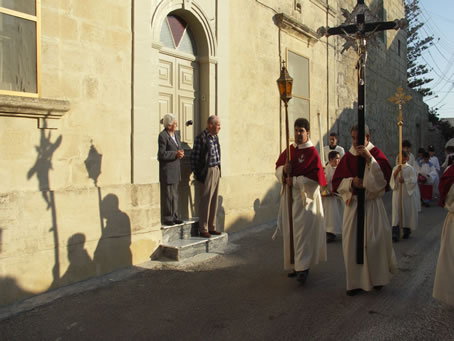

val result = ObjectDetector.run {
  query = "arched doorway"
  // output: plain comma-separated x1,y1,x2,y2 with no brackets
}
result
158,14,199,148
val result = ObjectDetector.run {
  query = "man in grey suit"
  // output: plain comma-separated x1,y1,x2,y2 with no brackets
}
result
158,113,184,225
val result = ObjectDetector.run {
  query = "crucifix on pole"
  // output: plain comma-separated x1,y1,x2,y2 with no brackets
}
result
389,87,412,236
318,0,407,264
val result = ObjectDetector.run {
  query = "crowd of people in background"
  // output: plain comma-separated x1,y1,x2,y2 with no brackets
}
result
158,114,453,307
275,118,453,306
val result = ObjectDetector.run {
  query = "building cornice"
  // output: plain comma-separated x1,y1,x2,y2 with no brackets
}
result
275,13,319,46
0,94,70,129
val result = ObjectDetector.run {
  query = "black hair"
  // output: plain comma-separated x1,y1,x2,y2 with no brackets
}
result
418,147,425,154
329,132,338,138
350,124,370,136
428,145,435,152
402,140,412,148
294,118,310,131
423,151,430,159
328,150,340,161
446,146,454,154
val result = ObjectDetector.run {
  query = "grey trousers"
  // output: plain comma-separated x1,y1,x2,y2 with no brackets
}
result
199,166,220,233
161,182,179,223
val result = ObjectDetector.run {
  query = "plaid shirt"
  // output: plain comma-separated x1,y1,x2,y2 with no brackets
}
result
207,134,220,167
191,129,221,175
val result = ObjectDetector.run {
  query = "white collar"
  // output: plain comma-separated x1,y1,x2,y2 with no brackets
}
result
349,141,375,156
292,139,313,149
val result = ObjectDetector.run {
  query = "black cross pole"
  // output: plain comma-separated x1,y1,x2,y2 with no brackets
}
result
318,0,407,264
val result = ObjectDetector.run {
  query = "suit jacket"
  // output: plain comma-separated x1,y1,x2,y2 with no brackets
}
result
158,129,182,184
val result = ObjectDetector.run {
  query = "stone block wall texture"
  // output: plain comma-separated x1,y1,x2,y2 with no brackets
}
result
0,0,164,306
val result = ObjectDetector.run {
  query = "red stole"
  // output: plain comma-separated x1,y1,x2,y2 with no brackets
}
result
276,144,327,187
439,165,454,207
332,146,392,194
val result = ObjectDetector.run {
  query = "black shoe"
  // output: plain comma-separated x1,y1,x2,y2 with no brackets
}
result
374,285,384,291
173,219,184,224
392,226,400,242
346,288,364,296
326,232,336,243
287,270,297,278
403,228,411,239
296,269,309,285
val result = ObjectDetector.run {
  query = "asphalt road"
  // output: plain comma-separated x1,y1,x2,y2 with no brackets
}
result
0,193,453,340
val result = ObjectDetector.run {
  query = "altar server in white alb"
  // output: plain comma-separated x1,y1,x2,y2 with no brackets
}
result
395,140,421,212
275,118,327,285
323,132,345,165
332,124,397,296
322,150,344,243
433,155,454,307
390,151,419,242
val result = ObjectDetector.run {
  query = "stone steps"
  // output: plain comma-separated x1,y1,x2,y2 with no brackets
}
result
157,219,228,261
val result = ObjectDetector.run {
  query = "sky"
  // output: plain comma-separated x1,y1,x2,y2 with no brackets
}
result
417,0,454,119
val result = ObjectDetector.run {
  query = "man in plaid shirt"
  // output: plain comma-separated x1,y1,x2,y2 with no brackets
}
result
191,115,221,238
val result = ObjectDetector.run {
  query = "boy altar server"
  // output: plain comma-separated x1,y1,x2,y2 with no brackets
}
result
390,151,419,241
322,151,344,243
275,118,327,285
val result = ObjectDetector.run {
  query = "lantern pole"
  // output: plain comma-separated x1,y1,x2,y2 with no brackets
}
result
277,61,294,264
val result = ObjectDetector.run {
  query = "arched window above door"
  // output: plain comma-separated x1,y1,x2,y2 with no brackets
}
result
160,15,197,56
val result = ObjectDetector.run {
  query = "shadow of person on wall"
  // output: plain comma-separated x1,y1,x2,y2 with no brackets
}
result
217,195,226,232
93,194,132,276
51,233,96,289
0,276,35,306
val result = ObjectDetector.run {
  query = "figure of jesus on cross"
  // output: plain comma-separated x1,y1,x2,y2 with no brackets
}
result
318,0,407,265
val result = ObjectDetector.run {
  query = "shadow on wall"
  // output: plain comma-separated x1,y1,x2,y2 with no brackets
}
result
0,127,62,305
93,194,132,276
0,139,134,307
26,127,63,284
83,143,133,276
177,146,197,220
51,233,95,289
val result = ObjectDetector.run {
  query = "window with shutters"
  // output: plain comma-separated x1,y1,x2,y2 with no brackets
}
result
287,50,310,139
0,0,40,97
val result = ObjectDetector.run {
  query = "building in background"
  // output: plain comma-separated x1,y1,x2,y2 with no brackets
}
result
0,0,428,306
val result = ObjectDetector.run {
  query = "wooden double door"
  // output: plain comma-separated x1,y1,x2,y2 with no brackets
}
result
158,53,199,148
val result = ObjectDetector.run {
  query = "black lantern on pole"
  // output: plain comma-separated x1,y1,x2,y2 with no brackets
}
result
276,61,293,104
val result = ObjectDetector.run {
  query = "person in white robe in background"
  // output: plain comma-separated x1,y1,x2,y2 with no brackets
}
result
323,132,345,165
395,140,421,212
416,152,438,207
390,151,419,242
322,151,344,243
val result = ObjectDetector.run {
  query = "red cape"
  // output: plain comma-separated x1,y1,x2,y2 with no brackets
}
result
276,144,327,187
332,146,392,194
439,165,454,207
